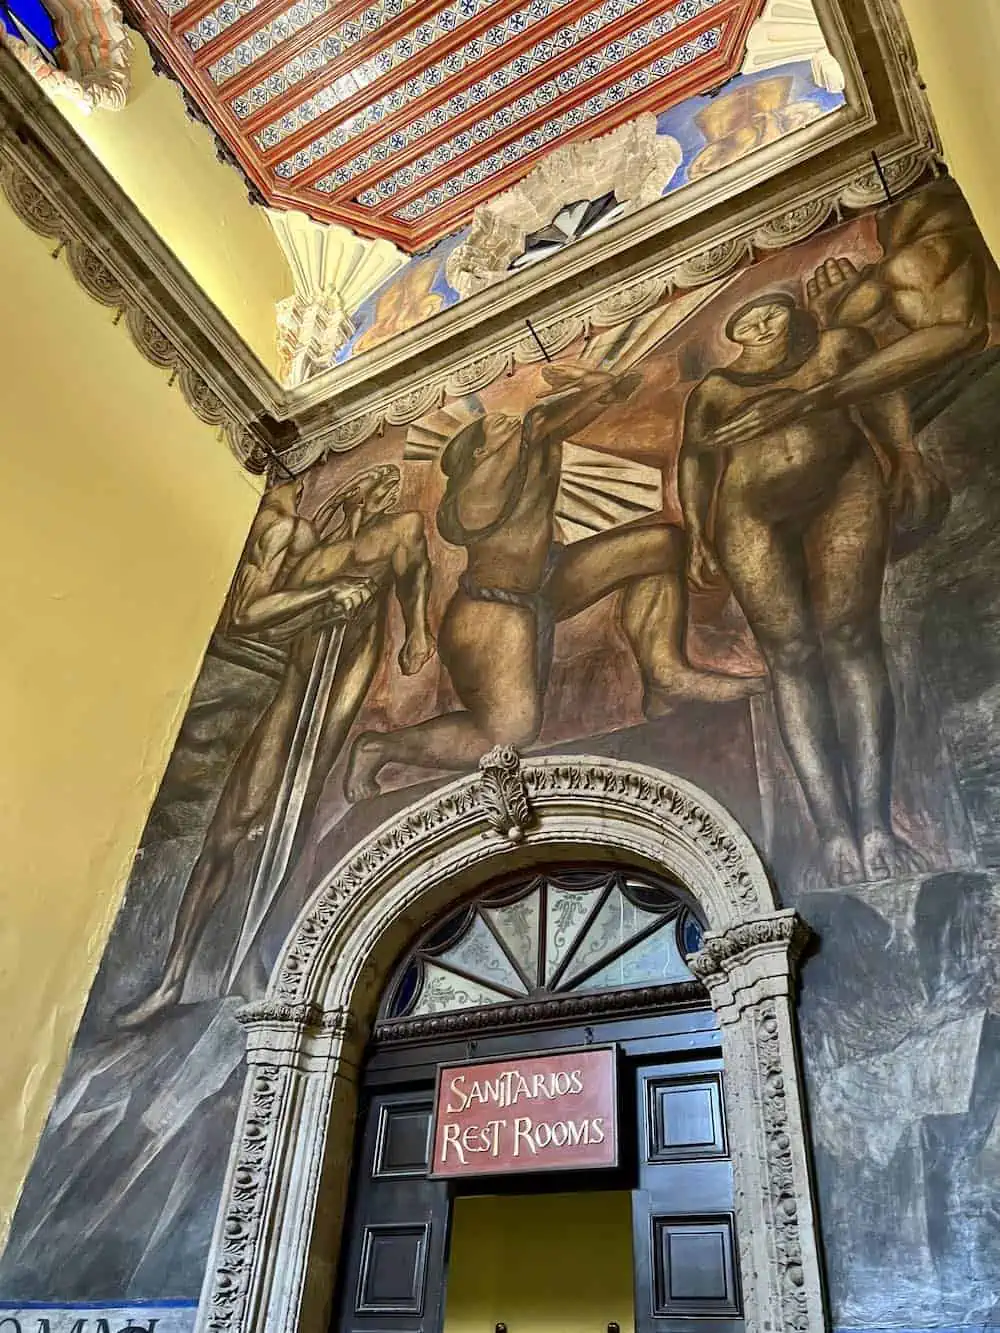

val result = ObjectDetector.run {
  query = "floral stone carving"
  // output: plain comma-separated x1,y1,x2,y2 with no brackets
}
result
445,115,683,299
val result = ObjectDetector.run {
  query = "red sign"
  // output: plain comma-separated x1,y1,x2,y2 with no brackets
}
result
430,1047,618,1178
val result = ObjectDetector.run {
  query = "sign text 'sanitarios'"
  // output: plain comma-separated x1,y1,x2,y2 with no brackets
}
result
430,1047,618,1178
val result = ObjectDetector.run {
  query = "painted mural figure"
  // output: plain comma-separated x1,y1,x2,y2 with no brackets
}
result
707,178,991,448
345,363,760,801
679,292,932,884
119,466,434,1025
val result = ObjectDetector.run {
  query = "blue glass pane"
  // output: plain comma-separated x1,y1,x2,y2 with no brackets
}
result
1,0,58,54
388,958,421,1017
682,912,704,957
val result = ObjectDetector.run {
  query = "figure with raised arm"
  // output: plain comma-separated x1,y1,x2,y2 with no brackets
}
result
345,363,760,801
706,177,992,452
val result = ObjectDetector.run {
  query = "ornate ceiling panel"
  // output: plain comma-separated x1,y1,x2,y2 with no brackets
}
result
129,0,766,249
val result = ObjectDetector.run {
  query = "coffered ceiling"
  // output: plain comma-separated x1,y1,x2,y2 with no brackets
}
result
129,0,766,250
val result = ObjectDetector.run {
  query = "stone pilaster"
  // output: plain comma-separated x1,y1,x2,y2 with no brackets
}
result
690,910,827,1333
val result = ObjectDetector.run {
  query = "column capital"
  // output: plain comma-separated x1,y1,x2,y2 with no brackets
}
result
236,999,362,1074
689,908,812,1024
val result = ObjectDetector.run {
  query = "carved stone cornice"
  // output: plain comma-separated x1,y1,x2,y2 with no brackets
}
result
373,979,708,1045
236,999,354,1034
0,46,286,474
690,909,814,1024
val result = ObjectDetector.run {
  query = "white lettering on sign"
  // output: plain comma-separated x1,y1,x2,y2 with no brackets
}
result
445,1067,585,1113
431,1048,617,1177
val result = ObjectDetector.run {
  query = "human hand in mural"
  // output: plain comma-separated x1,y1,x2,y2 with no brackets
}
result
702,387,810,450
325,576,381,619
806,256,861,328
686,529,722,591
540,362,642,404
398,626,437,676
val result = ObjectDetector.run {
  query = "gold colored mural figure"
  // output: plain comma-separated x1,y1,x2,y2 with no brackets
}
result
708,179,991,446
119,466,433,1026
345,363,760,801
680,291,933,884
354,258,445,354
686,75,825,182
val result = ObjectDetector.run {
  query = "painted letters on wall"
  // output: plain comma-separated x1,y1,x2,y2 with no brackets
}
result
4,177,1000,1331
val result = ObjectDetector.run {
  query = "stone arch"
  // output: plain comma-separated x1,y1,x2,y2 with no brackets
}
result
197,754,828,1333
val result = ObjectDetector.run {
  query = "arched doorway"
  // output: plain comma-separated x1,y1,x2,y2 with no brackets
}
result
196,754,828,1333
341,862,740,1333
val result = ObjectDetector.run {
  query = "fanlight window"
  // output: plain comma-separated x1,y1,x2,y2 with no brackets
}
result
383,867,703,1021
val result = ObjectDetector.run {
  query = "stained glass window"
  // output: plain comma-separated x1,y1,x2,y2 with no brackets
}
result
0,0,59,59
382,867,703,1021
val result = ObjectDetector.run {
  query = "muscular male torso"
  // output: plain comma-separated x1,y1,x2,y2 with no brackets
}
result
830,183,989,344
460,424,563,594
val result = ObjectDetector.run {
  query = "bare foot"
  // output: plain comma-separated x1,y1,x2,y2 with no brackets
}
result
345,732,385,803
820,831,864,885
643,667,768,718
398,632,436,677
116,979,182,1029
861,827,928,881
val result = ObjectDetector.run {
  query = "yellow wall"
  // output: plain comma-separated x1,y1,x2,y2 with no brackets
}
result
0,195,262,1246
444,1193,636,1333
898,0,1000,264
57,31,290,373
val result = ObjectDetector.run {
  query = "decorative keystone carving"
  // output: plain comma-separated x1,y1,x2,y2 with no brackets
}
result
477,746,532,843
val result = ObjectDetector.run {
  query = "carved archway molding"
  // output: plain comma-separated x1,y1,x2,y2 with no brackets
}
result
197,753,826,1333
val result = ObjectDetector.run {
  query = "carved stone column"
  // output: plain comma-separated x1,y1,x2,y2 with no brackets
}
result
689,910,827,1333
197,1002,364,1333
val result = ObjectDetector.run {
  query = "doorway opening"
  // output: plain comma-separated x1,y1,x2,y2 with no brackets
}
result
332,865,743,1333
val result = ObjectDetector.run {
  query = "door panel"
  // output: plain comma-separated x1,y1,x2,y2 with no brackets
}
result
632,1058,743,1333
336,1088,450,1333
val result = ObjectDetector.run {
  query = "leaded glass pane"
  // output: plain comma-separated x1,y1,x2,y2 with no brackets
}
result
382,866,700,1021
410,962,511,1016
481,889,540,987
559,884,665,987
570,918,691,993
545,884,596,983
436,913,527,996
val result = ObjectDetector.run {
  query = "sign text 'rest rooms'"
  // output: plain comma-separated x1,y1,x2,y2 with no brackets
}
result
430,1047,617,1178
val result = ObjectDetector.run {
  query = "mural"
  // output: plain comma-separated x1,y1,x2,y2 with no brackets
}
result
5,176,1000,1332
336,59,845,363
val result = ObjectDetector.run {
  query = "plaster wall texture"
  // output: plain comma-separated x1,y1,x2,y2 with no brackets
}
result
898,0,1000,264
0,196,261,1248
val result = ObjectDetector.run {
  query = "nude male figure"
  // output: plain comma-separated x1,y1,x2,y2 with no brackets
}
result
345,363,759,802
707,177,991,450
119,466,433,1025
679,292,933,884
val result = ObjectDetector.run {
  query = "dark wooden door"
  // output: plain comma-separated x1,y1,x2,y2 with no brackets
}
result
334,1086,450,1333
631,1056,743,1333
